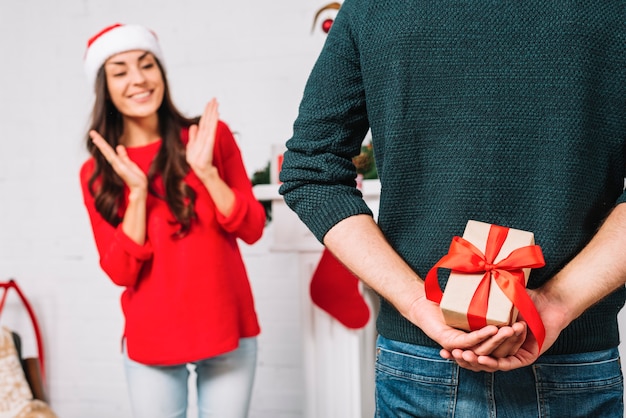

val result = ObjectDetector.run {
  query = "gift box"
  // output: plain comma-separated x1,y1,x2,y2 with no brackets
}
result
425,220,546,337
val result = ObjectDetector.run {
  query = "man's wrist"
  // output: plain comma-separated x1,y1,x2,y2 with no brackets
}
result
534,280,575,330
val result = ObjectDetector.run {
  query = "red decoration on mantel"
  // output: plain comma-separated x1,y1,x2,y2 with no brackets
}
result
310,248,370,329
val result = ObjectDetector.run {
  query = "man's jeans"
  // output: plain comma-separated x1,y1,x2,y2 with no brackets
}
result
375,335,623,417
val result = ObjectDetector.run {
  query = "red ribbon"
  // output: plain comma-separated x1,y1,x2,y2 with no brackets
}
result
425,224,546,351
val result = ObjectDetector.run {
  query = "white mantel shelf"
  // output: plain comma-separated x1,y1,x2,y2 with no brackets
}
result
253,179,382,201
253,179,381,253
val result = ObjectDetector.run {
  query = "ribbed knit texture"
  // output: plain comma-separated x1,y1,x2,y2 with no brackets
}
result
280,0,626,354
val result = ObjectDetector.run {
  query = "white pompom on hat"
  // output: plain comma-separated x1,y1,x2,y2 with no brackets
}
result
84,23,165,88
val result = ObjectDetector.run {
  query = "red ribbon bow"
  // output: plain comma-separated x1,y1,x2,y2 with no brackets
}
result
425,224,546,351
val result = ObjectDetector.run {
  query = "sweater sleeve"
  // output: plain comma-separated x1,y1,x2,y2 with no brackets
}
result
278,0,373,243
616,191,626,206
79,159,153,287
212,121,266,244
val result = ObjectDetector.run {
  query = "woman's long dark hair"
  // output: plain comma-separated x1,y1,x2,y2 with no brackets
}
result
86,59,199,237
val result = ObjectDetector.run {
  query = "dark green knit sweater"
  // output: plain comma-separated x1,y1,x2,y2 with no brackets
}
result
280,0,626,355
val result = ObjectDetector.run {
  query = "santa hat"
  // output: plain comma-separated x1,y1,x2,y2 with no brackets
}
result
84,23,164,88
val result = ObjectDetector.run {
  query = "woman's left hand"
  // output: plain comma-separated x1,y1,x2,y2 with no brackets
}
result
186,98,219,181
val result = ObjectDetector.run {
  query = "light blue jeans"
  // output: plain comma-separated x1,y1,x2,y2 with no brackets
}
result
123,337,257,418
375,335,623,417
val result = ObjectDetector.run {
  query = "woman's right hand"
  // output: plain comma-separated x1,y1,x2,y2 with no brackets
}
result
90,130,148,197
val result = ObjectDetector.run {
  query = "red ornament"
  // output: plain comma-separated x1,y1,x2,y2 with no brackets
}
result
321,18,334,33
311,3,341,35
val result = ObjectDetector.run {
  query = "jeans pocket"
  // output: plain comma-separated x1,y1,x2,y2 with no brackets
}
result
533,349,624,418
375,338,458,418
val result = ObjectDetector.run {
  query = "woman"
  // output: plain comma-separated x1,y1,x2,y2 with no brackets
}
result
79,23,266,418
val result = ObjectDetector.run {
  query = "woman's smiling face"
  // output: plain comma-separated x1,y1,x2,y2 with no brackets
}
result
104,50,165,120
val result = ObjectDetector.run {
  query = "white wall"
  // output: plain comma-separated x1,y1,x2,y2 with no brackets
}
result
0,1,333,417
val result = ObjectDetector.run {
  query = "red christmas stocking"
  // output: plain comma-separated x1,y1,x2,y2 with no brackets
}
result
310,248,370,329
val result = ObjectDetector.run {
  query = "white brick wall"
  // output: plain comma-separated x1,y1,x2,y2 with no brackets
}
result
0,1,330,416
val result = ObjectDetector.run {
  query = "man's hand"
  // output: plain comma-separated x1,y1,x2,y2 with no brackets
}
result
439,288,568,372
407,294,531,369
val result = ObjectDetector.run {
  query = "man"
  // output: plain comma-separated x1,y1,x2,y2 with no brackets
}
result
279,0,626,416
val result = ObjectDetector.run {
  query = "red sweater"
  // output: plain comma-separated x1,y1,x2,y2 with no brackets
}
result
80,122,265,365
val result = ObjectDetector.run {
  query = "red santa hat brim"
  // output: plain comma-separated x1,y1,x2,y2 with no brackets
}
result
84,23,164,88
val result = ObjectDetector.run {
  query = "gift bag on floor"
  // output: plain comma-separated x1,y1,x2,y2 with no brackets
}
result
0,280,57,418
